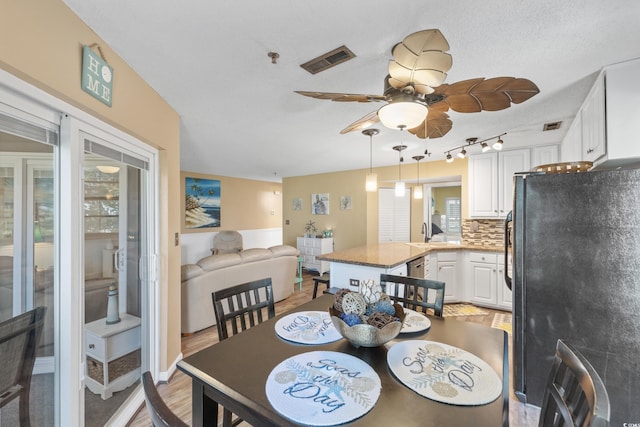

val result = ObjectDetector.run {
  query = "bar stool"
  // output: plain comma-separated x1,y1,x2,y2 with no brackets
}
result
312,275,330,299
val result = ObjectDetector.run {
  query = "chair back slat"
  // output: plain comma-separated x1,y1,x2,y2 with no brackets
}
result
212,278,275,341
379,274,445,317
538,339,610,427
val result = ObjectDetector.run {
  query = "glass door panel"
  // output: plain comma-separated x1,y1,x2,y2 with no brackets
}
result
0,122,57,426
83,144,147,426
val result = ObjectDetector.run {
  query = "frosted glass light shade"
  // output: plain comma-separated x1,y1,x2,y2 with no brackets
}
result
395,181,406,197
413,185,423,199
493,138,504,150
365,173,378,192
96,165,120,174
378,102,427,130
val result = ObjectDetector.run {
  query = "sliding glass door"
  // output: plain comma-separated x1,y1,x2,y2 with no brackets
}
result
0,110,58,425
82,135,150,426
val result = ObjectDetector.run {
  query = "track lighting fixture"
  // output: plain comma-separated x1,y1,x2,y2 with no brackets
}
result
444,133,507,162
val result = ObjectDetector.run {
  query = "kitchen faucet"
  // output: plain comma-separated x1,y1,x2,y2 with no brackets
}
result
421,222,430,243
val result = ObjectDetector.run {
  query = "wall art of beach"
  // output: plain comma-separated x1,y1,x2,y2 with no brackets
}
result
185,177,221,229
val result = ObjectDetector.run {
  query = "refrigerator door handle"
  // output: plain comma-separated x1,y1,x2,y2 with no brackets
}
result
504,210,513,290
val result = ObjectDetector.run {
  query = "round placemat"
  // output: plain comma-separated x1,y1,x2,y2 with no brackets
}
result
266,351,381,425
275,311,343,344
387,340,502,405
400,308,431,333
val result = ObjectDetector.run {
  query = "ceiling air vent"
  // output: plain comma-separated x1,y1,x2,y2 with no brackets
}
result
300,45,356,74
543,121,562,131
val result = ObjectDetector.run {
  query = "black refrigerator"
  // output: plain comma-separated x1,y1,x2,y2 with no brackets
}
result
505,168,640,426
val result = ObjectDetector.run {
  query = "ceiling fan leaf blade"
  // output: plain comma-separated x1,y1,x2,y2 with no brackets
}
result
408,110,451,139
390,29,452,87
440,78,486,96
444,94,482,113
472,77,516,92
414,51,453,74
500,78,541,104
399,29,450,55
295,91,385,103
412,69,448,89
471,92,512,111
339,111,380,134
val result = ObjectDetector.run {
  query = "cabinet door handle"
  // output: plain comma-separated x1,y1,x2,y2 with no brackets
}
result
89,344,95,349
587,148,594,154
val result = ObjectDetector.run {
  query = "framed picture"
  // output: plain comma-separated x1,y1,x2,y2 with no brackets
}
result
311,193,329,215
340,196,352,210
185,177,221,229
292,197,303,211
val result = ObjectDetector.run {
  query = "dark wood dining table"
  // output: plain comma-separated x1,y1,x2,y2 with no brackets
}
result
178,294,509,427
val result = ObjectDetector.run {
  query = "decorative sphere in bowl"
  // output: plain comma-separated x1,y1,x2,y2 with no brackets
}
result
329,304,405,348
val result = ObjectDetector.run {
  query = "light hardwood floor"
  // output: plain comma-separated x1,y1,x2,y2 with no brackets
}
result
127,272,540,427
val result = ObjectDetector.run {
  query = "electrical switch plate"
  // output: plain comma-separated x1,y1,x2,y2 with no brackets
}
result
349,278,360,288
175,232,180,246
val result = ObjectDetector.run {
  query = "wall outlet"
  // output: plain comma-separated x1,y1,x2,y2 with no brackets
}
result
349,278,360,288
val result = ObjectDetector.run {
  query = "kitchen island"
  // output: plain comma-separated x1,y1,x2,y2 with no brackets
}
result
317,241,486,289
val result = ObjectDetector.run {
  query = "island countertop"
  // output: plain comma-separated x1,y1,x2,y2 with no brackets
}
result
317,241,503,268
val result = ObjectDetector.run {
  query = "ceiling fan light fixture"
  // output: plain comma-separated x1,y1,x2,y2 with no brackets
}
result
378,101,427,130
493,138,504,150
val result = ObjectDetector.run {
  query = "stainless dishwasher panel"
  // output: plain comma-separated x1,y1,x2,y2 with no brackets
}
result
407,257,424,278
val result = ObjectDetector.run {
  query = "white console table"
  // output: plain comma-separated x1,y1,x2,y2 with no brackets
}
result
85,313,141,399
296,236,333,275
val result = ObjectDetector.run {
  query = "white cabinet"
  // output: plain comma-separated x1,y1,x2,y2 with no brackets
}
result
436,251,459,302
561,114,583,162
582,72,606,162
85,314,141,399
467,252,512,311
532,145,559,168
297,237,333,274
469,148,530,218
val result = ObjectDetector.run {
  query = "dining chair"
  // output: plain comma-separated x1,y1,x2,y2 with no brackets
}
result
0,306,46,427
379,274,446,317
212,277,275,426
142,371,188,427
538,339,610,427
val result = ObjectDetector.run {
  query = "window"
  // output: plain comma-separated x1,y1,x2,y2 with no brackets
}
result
445,197,461,233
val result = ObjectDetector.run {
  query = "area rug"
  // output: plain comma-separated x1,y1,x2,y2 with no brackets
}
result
491,313,512,335
443,304,489,317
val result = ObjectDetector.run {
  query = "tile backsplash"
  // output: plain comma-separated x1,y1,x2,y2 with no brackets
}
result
462,219,505,246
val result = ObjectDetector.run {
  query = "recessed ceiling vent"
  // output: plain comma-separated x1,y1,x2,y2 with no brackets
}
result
543,121,562,131
300,45,356,74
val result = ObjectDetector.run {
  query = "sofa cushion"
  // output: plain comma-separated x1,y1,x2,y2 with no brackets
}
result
240,248,272,263
197,253,242,271
181,264,203,281
269,245,299,257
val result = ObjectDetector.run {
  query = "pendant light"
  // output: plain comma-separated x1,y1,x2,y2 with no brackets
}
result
412,155,424,199
392,144,407,197
362,128,379,192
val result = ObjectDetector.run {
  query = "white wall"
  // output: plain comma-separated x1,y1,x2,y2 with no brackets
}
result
180,227,284,264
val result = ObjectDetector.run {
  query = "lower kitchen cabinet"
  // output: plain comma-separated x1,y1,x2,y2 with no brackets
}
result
467,251,512,311
436,251,459,302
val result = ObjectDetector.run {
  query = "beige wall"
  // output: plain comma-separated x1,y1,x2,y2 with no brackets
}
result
283,158,468,250
181,171,283,233
2,0,182,369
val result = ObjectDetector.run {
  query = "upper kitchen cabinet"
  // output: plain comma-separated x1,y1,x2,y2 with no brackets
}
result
469,148,531,218
561,57,640,168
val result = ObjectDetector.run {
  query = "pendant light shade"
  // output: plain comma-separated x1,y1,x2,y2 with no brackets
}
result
392,144,407,197
378,101,427,130
412,155,424,200
366,173,378,192
362,128,380,192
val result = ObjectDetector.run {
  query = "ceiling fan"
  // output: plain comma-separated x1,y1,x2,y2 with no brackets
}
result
295,29,540,139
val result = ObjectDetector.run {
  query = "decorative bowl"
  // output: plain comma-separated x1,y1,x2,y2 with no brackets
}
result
329,304,406,348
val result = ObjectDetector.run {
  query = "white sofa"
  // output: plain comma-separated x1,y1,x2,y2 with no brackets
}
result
180,244,299,334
